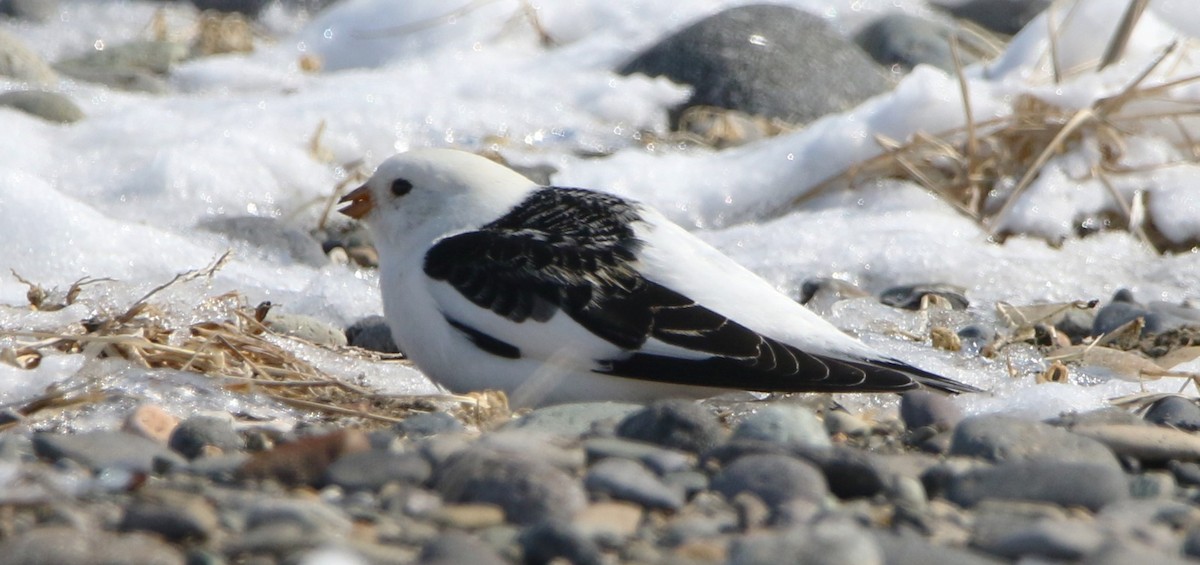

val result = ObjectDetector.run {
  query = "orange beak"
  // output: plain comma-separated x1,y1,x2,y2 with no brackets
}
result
338,185,374,219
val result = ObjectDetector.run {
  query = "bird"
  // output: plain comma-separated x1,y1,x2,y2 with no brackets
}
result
339,148,982,407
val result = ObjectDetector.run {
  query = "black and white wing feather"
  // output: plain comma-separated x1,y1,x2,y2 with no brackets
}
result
423,187,979,395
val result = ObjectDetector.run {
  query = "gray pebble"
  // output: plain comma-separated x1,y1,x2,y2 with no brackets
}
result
949,414,1119,468
435,447,586,525
1071,424,1200,463
198,216,329,268
1128,471,1176,498
880,283,969,311
1169,460,1200,487
262,311,347,347
1092,289,1160,336
503,402,642,437
1047,407,1148,428
980,519,1105,560
345,315,400,354
946,460,1129,511
712,453,827,510
395,412,465,438
0,0,58,22
119,491,220,542
872,530,1003,565
0,526,185,565
733,405,830,448
615,400,726,453
169,414,244,460
418,532,506,565
900,390,963,432
729,517,883,565
322,450,431,491
1144,396,1200,431
619,4,889,126
33,430,185,473
824,410,872,437
1084,543,1195,565
798,277,869,312
584,457,685,511
932,0,1051,35
855,13,962,72
0,91,84,123
582,437,692,475
477,431,584,472
662,469,709,498
518,521,603,565
243,497,353,535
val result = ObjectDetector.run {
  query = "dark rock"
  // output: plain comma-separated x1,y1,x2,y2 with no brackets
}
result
503,402,642,437
1169,460,1200,487
901,390,963,432
198,216,328,267
732,404,830,447
345,315,399,354
0,29,57,84
418,532,506,565
119,491,220,542
798,277,869,312
932,0,1051,35
811,446,888,499
33,430,185,473
322,450,431,491
168,414,244,459
855,14,962,73
872,530,1003,565
980,519,1105,560
711,453,827,509
435,447,586,525
615,399,726,453
880,283,969,310
582,437,692,475
946,460,1129,511
1144,396,1200,431
949,414,1119,467
0,0,58,22
584,457,685,510
395,411,465,438
728,517,883,565
190,0,272,17
518,521,603,565
619,4,890,126
0,91,84,123
1092,289,1160,337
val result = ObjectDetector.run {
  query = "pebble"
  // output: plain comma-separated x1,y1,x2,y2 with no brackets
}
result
931,0,1051,35
948,414,1119,468
798,277,870,313
582,436,692,475
475,431,584,472
729,518,884,565
0,29,58,84
1092,288,1161,337
572,501,643,542
518,521,604,565
122,404,180,443
711,453,828,510
33,430,186,473
1071,424,1200,463
1143,395,1200,431
824,410,872,437
345,315,400,354
0,526,185,565
394,411,465,438
198,216,329,268
619,4,889,126
119,490,220,542
981,519,1106,560
879,283,970,311
584,457,685,510
434,447,586,525
168,414,244,459
261,311,347,347
615,400,726,453
321,450,431,491
0,90,85,123
418,532,506,565
504,402,642,437
946,460,1129,511
855,13,965,73
873,530,1003,565
430,504,506,529
732,404,831,448
900,390,964,432
0,0,57,21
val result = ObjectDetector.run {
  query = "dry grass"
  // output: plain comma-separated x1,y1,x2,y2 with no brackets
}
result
0,254,509,430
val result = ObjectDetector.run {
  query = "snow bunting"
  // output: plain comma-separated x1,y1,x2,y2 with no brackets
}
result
340,148,981,406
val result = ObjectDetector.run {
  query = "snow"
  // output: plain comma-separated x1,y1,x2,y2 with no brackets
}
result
2,0,1200,425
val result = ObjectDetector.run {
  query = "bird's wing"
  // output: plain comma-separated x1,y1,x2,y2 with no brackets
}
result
423,187,979,394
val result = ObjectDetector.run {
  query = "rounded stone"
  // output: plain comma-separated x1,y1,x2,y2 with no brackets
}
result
855,13,961,72
711,453,828,509
168,414,245,460
345,315,400,354
517,521,604,565
322,450,432,491
395,412,465,438
119,492,220,543
615,400,726,453
900,390,964,432
33,430,186,473
619,4,889,126
435,447,586,525
418,532,506,565
1143,396,1200,431
503,402,642,438
949,414,1118,468
584,457,685,510
879,283,970,311
197,215,329,268
946,460,1129,511
932,0,1051,35
733,405,831,448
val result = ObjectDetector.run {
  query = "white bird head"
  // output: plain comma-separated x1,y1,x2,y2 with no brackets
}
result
339,148,538,249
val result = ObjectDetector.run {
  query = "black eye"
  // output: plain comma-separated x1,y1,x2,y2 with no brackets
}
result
391,179,413,197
